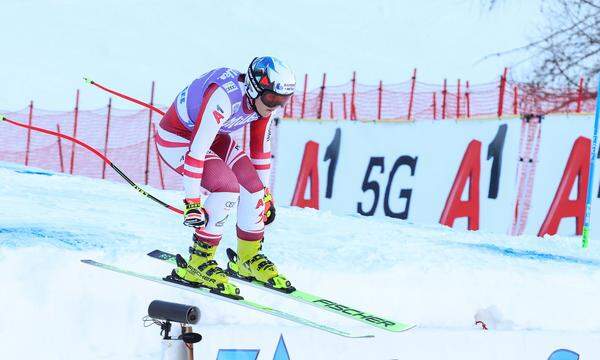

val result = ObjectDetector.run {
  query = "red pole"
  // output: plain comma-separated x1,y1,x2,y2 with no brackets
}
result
301,73,308,118
407,68,417,120
151,122,166,190
351,71,357,120
69,89,80,174
497,67,508,118
465,81,471,118
102,98,112,179
290,94,295,118
513,86,519,115
343,93,347,120
317,73,327,119
24,101,34,166
432,92,437,120
56,124,65,173
442,79,447,120
576,77,584,113
145,81,155,185
330,101,334,119
377,80,383,120
3,116,183,215
456,79,461,119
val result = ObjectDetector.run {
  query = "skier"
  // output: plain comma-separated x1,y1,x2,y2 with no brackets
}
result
155,57,295,296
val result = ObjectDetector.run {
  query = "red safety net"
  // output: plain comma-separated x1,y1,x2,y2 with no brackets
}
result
283,75,597,120
1,74,597,191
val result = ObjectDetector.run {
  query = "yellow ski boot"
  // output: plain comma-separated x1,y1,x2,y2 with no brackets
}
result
170,235,240,299
226,238,295,293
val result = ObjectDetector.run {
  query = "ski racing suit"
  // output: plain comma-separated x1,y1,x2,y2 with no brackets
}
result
156,68,272,246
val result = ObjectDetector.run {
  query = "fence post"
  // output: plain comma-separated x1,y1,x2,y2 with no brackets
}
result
102,98,112,179
56,124,65,173
432,92,437,120
497,67,508,118
330,101,334,119
377,80,383,120
317,73,327,119
343,93,347,120
576,77,584,113
513,86,519,115
69,89,80,174
407,68,417,120
456,79,461,119
145,81,156,185
442,79,447,120
465,81,471,118
351,71,357,120
25,100,34,166
301,73,308,118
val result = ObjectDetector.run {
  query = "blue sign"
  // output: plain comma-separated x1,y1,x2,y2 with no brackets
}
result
216,349,259,360
216,334,291,360
548,349,579,360
273,335,290,360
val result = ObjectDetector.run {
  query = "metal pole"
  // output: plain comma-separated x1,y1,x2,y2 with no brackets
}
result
465,81,471,118
102,98,112,179
25,101,34,166
377,80,383,120
407,68,417,120
317,73,327,119
69,89,80,174
497,67,508,118
57,124,64,173
351,71,357,120
442,79,447,120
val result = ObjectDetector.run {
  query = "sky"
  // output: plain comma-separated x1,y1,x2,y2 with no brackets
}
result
0,0,542,110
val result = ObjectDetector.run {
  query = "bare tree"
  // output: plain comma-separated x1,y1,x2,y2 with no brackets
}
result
488,0,600,87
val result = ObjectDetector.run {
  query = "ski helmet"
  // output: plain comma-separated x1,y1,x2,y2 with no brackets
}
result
245,56,296,107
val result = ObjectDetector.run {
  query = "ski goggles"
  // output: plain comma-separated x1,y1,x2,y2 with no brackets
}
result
260,91,292,108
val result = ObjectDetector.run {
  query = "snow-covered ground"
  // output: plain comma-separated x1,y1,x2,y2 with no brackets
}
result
1,161,599,359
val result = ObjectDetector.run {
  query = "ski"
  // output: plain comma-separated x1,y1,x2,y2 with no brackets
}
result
81,259,373,338
147,249,416,333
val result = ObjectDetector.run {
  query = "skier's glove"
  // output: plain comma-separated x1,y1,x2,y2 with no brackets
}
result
263,187,276,225
183,199,208,228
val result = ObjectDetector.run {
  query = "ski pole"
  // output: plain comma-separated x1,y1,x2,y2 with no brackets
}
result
83,77,166,116
0,115,183,215
583,77,600,248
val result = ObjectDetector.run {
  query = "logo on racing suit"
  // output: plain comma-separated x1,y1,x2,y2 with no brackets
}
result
232,102,241,114
219,69,238,80
213,110,224,124
220,113,260,132
223,81,237,94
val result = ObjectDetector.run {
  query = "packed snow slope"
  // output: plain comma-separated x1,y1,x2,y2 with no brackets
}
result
1,161,599,359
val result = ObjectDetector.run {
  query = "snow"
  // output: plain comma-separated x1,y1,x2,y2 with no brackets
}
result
1,161,599,359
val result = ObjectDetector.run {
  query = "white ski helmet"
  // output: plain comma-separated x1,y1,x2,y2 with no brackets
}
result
245,56,296,107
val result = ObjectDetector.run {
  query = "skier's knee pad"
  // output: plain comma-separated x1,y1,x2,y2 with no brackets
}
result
201,157,240,194
232,156,264,193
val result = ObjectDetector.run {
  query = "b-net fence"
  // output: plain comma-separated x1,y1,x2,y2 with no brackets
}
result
1,73,597,191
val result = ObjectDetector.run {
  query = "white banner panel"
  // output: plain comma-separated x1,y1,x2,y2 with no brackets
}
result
273,114,600,239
